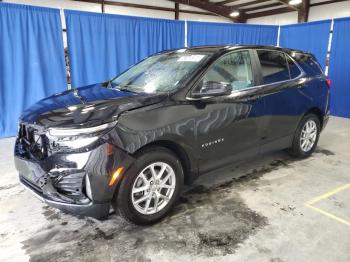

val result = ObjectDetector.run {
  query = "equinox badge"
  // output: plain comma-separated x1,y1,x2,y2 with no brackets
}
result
202,138,225,148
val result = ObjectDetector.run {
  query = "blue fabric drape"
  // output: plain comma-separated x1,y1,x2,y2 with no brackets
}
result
328,17,350,118
187,21,278,47
65,10,185,88
0,3,67,138
280,20,331,69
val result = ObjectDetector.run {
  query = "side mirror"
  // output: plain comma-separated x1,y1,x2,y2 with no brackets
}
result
192,81,232,99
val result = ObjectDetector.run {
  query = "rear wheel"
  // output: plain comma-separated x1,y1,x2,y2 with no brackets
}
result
288,114,321,158
113,147,183,225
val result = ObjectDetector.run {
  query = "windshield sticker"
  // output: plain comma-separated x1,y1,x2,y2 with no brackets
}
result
178,55,205,62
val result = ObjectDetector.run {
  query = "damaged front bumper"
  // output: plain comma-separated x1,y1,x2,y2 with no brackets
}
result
14,139,134,219
19,172,110,218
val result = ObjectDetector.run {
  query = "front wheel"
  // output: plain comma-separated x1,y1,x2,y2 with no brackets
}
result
112,146,184,225
288,114,321,158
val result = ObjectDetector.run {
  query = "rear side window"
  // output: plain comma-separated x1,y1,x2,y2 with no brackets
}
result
296,55,323,76
286,56,302,79
257,50,290,84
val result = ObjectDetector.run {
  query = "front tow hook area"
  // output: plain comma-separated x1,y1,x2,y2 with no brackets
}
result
20,175,110,219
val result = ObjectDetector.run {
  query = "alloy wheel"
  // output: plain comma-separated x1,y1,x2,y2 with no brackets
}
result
300,119,318,152
131,162,176,215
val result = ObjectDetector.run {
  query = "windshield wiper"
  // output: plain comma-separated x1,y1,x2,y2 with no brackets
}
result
115,85,138,93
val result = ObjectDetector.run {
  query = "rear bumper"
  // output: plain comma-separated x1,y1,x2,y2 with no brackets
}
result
14,141,135,219
322,111,330,131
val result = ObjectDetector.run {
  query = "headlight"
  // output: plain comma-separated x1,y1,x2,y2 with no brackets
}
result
46,122,117,149
47,122,116,138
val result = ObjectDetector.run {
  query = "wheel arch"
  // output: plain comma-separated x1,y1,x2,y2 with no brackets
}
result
132,140,198,185
304,107,324,129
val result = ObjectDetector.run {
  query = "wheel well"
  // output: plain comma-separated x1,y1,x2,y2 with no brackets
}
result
133,141,195,185
305,107,324,128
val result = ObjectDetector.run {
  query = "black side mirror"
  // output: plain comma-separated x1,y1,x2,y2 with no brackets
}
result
192,81,232,98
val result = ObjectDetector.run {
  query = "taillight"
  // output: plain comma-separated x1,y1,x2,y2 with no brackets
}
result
326,79,331,89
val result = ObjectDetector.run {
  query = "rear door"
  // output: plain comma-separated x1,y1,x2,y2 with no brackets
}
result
253,49,306,152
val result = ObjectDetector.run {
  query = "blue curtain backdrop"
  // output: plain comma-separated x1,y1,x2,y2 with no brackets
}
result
187,21,278,47
65,10,185,88
328,17,350,118
280,20,331,69
0,3,67,138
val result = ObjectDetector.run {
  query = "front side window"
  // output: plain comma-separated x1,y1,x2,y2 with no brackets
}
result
111,51,211,93
201,51,254,91
257,50,290,84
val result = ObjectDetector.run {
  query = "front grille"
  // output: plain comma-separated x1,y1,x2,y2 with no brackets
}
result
18,123,48,160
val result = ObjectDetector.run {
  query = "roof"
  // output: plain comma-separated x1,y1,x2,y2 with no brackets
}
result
184,45,312,56
156,45,314,60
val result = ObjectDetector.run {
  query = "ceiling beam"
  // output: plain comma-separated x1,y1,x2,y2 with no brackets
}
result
246,7,294,19
276,0,299,11
101,0,105,13
166,0,246,22
298,0,310,22
231,0,273,9
71,0,218,17
175,2,179,20
310,0,349,7
243,3,284,13
215,0,240,5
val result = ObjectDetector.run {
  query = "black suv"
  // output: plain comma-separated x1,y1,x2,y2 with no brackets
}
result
15,45,330,225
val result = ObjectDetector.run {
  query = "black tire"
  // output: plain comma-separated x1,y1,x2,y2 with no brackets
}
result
112,146,184,225
288,113,321,158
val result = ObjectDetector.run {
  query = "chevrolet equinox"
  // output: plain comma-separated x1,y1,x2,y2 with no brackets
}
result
15,46,330,225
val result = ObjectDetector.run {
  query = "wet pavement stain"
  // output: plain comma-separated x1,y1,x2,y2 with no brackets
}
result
93,227,114,240
22,178,268,261
314,148,336,156
21,147,335,261
42,206,61,221
0,183,18,191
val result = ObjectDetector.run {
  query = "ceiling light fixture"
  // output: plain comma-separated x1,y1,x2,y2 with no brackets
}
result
230,10,240,17
289,0,302,5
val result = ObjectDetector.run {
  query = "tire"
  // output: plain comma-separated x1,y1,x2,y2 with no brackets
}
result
112,146,184,225
288,113,321,158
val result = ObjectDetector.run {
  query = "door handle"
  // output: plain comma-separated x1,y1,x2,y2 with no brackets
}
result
247,95,261,101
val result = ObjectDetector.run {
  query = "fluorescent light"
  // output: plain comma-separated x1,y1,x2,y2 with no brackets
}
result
230,10,240,17
289,0,302,5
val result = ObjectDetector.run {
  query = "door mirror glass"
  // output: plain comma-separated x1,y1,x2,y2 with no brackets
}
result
192,81,232,98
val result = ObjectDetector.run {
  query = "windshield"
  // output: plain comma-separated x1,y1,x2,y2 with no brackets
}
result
111,50,211,93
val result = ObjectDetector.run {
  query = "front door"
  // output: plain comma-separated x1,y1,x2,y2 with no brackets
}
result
189,50,265,173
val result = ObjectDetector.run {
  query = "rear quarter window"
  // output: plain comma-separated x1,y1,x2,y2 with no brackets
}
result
286,56,302,79
294,54,323,76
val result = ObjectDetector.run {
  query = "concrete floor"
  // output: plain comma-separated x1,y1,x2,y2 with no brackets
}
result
0,117,350,262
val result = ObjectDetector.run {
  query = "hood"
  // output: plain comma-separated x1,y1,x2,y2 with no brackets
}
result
20,83,167,128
